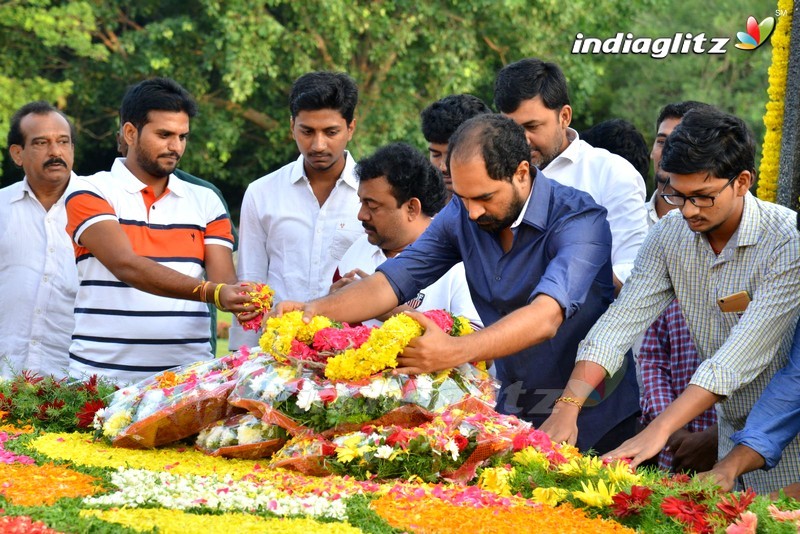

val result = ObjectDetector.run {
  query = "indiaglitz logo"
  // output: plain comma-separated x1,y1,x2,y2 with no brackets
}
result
572,13,777,58
735,15,775,50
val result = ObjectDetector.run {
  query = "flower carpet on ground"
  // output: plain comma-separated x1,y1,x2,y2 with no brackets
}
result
2,311,799,532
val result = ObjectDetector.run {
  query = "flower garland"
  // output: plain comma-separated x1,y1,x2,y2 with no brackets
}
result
239,282,275,331
756,0,793,201
259,310,475,381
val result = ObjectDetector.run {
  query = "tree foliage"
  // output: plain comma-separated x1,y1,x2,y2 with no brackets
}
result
0,0,776,215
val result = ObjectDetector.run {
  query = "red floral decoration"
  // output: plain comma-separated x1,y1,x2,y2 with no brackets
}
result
611,485,654,517
716,488,756,522
35,400,65,421
76,399,106,429
661,495,711,533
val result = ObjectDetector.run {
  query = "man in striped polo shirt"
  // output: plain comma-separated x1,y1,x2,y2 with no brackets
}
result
66,78,253,385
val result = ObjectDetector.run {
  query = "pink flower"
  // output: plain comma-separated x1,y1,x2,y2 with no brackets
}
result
726,511,758,534
422,309,454,333
768,504,800,522
312,326,371,352
289,339,320,361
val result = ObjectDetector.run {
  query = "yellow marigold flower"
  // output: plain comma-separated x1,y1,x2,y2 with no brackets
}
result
512,447,551,470
297,315,333,343
477,467,514,496
571,479,617,508
531,486,569,506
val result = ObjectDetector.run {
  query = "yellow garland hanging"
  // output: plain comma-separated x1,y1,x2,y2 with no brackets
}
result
757,0,793,201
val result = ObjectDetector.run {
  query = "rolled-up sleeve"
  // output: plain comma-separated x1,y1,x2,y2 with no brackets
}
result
576,222,676,375
533,207,611,319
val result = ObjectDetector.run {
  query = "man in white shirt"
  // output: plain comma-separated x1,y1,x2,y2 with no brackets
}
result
495,58,648,293
230,72,363,348
0,101,78,378
332,142,481,328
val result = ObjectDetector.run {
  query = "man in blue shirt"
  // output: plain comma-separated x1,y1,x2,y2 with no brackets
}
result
705,321,800,495
274,115,640,452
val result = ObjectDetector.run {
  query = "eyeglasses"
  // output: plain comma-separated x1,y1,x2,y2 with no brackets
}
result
661,174,738,208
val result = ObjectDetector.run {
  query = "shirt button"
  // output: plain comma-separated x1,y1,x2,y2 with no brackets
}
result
43,275,49,283
35,308,42,314
49,247,55,253
31,340,38,346
495,276,501,281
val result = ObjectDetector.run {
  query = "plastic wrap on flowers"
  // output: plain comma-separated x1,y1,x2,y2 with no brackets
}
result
195,413,287,459
93,351,259,449
228,357,407,436
400,364,498,412
269,435,334,476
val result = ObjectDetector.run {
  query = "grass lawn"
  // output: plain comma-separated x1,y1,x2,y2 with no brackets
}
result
216,310,232,357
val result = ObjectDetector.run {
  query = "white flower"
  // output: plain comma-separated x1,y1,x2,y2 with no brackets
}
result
445,438,460,461
135,389,166,420
295,381,321,411
374,445,395,459
360,377,392,399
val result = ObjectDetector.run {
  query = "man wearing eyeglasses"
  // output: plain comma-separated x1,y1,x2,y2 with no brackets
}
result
541,107,800,494
636,101,718,474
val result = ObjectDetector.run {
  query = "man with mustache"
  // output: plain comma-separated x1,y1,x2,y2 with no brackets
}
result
331,142,480,328
549,107,800,494
494,58,648,294
65,78,252,384
274,115,640,453
229,71,362,349
1,101,78,378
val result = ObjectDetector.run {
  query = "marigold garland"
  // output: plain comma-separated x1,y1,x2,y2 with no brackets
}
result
0,462,101,505
757,0,793,201
80,509,361,534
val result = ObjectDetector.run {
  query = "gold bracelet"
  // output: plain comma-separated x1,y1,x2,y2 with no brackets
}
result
555,396,583,411
213,283,226,310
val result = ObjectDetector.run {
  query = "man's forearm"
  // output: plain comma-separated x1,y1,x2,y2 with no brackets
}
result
464,294,564,362
712,444,766,480
309,272,400,323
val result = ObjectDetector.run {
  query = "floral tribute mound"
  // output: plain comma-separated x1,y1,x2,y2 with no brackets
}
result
1,312,799,532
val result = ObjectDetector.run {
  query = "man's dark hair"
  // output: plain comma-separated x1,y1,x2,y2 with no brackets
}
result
420,94,492,144
661,107,755,179
119,77,198,132
581,119,650,179
8,101,76,148
356,142,446,217
447,114,531,182
289,71,359,123
494,58,569,114
655,100,714,131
